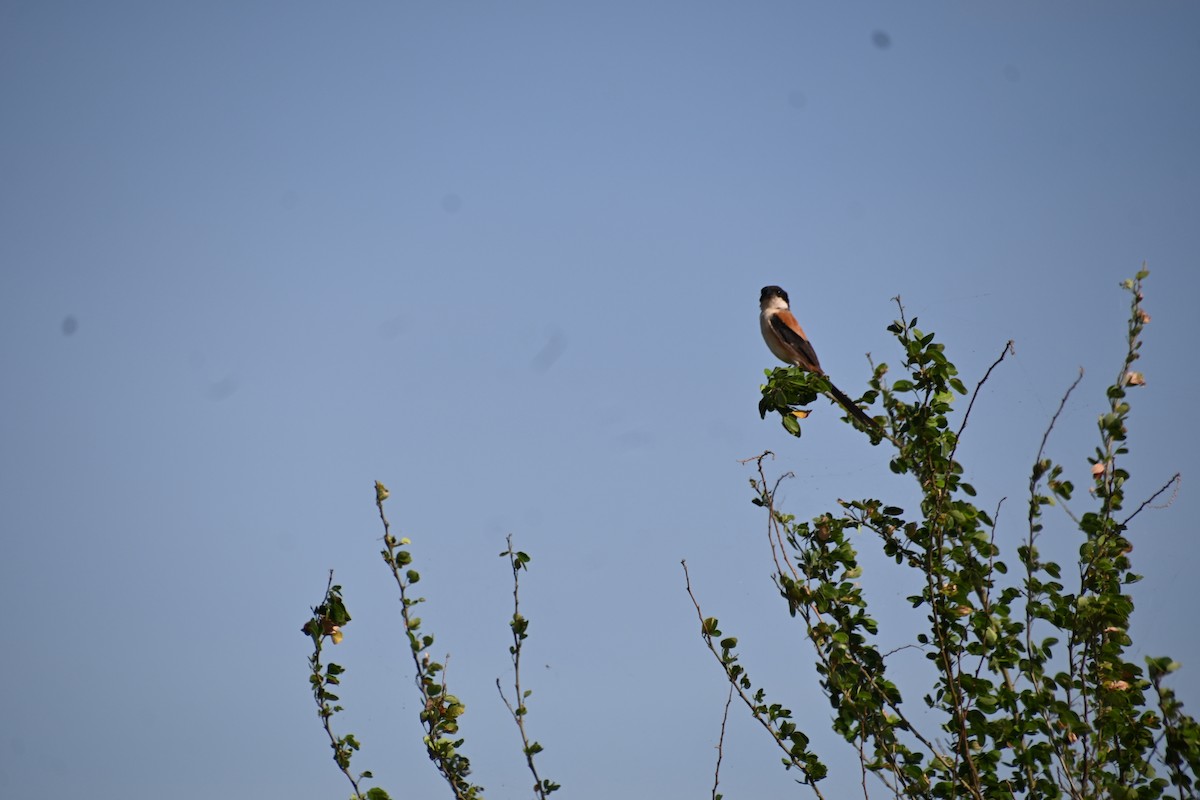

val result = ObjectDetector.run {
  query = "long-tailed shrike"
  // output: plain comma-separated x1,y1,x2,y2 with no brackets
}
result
759,285,875,428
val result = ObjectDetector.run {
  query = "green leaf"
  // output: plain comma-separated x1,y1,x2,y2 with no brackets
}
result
782,414,802,436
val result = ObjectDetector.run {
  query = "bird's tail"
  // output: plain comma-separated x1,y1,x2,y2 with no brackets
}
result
828,383,877,430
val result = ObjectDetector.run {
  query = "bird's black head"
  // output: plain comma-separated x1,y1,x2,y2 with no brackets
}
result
760,285,789,304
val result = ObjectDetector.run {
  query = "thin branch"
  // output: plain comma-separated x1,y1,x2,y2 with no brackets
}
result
881,642,927,660
768,470,801,583
1037,369,1085,468
957,339,1015,438
711,684,734,800
856,718,870,800
1121,473,1182,527
951,339,1015,459
742,451,802,584
737,450,775,466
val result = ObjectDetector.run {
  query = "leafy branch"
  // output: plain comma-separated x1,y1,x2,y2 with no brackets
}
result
496,535,560,799
682,558,830,797
301,573,388,800
376,481,484,800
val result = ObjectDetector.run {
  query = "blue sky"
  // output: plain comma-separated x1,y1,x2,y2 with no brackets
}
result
2,2,1198,798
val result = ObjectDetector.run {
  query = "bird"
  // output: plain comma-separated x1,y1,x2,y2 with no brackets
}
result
759,285,876,429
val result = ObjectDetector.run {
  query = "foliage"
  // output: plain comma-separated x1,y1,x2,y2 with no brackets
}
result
690,270,1196,798
300,482,555,800
303,270,1193,799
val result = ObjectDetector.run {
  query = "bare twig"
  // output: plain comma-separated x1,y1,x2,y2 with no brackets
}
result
711,684,734,800
742,451,802,584
955,340,1015,442
1121,473,1181,527
737,450,775,466
1036,369,1085,471
768,469,800,583
857,721,869,800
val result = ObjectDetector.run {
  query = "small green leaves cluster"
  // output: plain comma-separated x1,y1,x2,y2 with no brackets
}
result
758,368,826,436
302,576,390,800
497,537,560,798
713,271,1196,797
758,368,886,444
376,481,484,800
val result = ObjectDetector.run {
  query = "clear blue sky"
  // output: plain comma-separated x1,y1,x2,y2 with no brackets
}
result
2,3,1198,798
